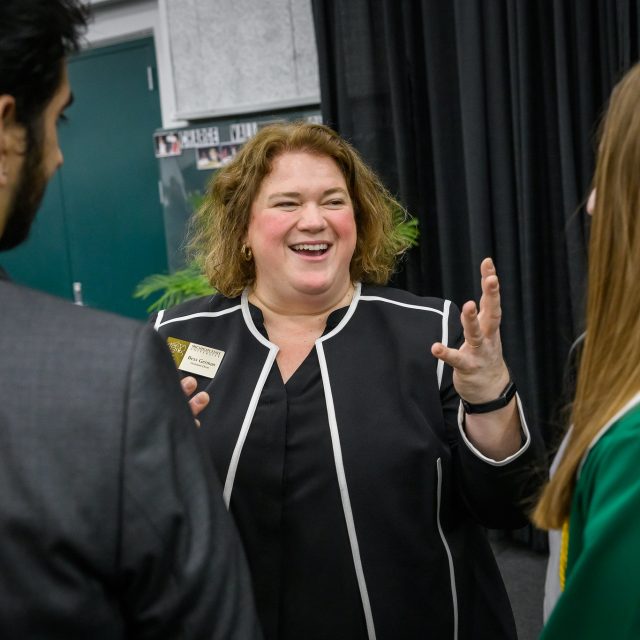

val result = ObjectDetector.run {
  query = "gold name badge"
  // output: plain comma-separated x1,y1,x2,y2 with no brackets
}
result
166,337,225,379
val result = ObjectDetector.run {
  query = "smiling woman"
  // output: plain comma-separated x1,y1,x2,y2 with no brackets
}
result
189,121,409,299
244,151,357,312
150,121,543,640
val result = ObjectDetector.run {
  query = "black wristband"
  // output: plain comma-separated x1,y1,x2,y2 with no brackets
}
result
460,379,517,414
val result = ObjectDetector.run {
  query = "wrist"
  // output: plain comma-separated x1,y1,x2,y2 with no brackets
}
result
460,378,517,414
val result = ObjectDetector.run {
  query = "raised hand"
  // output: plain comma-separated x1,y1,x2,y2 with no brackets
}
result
431,257,510,403
431,258,521,459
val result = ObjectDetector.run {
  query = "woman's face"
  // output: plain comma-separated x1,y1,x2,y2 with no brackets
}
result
244,151,357,304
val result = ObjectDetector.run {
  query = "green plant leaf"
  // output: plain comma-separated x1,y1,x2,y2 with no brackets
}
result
133,264,214,312
394,213,420,249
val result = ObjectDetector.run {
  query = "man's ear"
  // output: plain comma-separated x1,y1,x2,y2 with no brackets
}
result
0,95,18,187
0,95,27,188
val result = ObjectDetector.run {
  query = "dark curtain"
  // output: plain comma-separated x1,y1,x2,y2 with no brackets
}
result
311,0,640,549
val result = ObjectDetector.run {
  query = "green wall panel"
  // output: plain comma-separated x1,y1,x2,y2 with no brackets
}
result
3,37,167,320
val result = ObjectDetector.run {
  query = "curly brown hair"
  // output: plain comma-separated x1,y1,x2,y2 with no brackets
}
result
188,121,410,297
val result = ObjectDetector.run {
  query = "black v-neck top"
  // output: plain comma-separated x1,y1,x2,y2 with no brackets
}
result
243,304,367,639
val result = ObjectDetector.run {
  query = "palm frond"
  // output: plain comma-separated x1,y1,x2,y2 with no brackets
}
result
395,214,420,248
133,264,214,312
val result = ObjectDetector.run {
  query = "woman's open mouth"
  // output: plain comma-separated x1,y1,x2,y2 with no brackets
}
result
290,242,330,257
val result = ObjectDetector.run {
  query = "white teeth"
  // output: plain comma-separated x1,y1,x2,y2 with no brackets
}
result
292,243,328,251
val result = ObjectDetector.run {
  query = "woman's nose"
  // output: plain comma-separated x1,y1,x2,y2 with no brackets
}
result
298,203,327,229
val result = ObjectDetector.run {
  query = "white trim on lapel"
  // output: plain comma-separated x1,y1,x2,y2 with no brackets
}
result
223,292,279,508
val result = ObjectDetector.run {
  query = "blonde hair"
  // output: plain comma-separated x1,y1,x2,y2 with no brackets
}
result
188,121,410,297
533,62,640,529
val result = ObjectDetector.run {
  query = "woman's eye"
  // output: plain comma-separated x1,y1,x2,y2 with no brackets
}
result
275,201,298,209
325,199,345,207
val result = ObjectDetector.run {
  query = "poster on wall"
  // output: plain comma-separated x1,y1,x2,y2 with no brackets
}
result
154,126,221,158
154,132,182,157
155,114,323,166
193,120,273,170
195,143,242,170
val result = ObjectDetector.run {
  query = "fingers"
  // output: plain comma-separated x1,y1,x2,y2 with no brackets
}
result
432,300,486,370
433,257,505,370
431,342,465,369
180,376,197,396
189,390,210,417
182,375,210,425
460,300,484,349
480,256,495,279
479,257,502,335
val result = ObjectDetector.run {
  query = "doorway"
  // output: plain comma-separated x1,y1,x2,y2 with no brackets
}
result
3,36,167,319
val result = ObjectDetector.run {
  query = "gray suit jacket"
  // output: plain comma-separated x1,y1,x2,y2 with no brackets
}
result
0,274,262,639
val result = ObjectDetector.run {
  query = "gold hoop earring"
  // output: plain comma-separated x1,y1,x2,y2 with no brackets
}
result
241,243,253,262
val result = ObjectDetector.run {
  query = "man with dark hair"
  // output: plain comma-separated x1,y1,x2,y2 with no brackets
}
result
0,1,262,637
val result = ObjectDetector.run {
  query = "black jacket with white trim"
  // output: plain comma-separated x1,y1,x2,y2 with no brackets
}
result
152,283,543,640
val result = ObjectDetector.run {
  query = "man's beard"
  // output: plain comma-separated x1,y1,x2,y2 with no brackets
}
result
0,139,47,252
